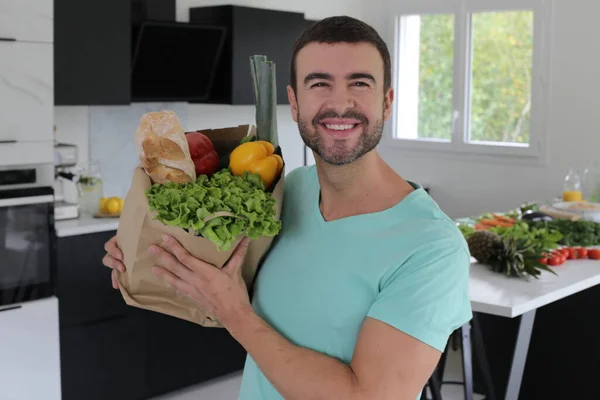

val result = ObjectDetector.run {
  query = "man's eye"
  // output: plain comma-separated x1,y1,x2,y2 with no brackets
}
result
353,81,369,87
311,82,328,88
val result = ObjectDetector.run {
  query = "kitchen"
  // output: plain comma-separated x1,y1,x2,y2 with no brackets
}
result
2,0,600,400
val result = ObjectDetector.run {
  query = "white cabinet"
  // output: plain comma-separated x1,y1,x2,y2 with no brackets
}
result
0,0,53,43
0,297,61,400
0,40,53,143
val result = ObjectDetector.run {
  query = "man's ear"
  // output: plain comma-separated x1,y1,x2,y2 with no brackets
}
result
287,85,298,123
383,87,394,121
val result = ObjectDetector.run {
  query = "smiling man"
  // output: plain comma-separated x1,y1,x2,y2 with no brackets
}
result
103,16,472,400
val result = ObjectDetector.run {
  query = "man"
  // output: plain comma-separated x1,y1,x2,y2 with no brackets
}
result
102,16,472,400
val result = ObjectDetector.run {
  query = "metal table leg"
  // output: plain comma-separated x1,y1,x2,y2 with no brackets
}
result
504,310,536,400
461,323,474,400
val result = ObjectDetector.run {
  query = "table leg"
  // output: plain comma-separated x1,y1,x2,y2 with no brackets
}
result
461,323,474,400
504,310,536,400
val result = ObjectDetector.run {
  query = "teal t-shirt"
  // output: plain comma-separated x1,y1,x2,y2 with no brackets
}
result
238,165,472,399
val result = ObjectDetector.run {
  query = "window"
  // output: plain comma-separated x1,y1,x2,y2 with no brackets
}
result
387,0,552,159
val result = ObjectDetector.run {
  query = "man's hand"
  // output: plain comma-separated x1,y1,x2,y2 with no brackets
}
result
102,235,125,289
150,234,253,327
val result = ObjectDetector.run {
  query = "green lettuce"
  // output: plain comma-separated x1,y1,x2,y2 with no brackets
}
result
146,169,281,251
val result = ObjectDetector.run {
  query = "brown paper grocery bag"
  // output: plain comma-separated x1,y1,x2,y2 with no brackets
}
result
115,125,284,327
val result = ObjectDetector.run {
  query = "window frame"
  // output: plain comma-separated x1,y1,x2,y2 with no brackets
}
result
380,0,553,163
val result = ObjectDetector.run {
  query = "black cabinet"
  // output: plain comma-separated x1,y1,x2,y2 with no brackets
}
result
60,314,148,400
145,311,247,397
54,0,131,105
57,230,247,400
57,231,132,327
190,5,307,105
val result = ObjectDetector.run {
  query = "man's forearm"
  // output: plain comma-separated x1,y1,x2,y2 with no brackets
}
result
225,307,361,400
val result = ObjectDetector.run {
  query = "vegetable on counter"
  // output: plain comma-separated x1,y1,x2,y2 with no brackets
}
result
526,219,600,247
229,140,283,188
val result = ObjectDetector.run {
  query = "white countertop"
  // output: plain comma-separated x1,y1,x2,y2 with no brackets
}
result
470,256,600,318
55,213,119,237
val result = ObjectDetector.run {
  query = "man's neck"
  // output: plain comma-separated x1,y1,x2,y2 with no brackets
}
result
314,151,414,222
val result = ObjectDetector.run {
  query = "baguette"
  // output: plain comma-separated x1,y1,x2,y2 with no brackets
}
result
135,111,196,184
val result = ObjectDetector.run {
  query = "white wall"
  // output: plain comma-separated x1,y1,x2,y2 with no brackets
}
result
366,0,600,219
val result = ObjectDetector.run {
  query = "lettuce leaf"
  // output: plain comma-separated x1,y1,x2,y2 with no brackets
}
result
146,169,281,251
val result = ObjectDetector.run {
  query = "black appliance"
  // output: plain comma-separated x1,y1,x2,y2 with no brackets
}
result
0,164,56,307
131,21,227,102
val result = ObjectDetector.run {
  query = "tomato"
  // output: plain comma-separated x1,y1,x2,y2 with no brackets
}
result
549,256,564,266
588,249,600,260
539,257,548,265
185,132,220,176
577,247,588,258
567,248,579,260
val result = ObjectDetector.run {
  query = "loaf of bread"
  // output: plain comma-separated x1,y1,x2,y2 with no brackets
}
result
135,111,196,184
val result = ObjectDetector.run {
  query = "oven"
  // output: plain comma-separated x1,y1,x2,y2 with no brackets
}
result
0,164,56,307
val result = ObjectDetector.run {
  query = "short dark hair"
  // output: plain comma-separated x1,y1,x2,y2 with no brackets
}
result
290,16,392,95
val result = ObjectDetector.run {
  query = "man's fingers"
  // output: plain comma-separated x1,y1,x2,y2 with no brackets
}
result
111,270,119,290
152,266,197,299
103,254,125,272
223,237,251,275
159,234,213,275
149,243,199,284
104,235,123,261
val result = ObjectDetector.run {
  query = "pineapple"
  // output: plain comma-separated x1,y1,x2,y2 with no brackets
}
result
467,230,501,264
467,230,555,279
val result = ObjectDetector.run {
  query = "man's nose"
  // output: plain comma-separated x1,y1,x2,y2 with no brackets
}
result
325,86,355,114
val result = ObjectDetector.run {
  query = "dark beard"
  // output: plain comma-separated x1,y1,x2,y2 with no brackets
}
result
298,109,384,166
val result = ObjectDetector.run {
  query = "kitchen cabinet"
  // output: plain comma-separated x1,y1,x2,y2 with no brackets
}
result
189,5,308,105
0,40,53,142
145,311,247,397
57,229,247,399
57,231,133,327
54,0,131,105
60,314,148,400
0,0,53,43
0,297,61,400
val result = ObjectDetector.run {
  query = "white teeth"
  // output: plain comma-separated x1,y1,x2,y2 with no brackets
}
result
324,124,354,130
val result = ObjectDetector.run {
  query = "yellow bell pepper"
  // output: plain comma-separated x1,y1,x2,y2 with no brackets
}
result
229,140,283,188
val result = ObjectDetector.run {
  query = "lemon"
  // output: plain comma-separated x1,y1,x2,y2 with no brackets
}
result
104,197,122,214
99,197,108,213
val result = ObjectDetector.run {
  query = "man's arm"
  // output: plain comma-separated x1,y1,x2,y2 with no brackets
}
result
227,310,441,400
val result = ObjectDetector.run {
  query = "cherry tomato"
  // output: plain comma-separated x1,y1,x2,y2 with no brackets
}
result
567,248,579,260
559,248,571,257
577,247,588,258
588,249,600,260
549,256,563,266
539,257,548,265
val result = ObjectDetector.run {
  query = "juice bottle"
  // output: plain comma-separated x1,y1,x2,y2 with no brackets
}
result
563,167,582,202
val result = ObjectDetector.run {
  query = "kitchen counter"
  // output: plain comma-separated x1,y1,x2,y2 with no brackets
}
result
55,214,119,237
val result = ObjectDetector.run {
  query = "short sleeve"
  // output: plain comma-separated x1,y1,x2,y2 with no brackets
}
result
366,243,472,353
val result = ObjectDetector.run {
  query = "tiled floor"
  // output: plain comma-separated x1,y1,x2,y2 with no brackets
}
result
153,348,485,400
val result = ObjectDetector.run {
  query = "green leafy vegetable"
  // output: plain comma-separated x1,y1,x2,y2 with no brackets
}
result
488,221,563,251
527,219,600,247
458,224,476,238
146,169,281,251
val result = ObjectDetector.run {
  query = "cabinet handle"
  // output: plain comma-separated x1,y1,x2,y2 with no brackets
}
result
0,305,22,313
0,37,17,42
0,140,17,144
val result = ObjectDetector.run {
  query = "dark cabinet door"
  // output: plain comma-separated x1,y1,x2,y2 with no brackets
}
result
190,5,307,105
60,314,148,400
54,0,131,105
57,231,131,327
144,311,247,397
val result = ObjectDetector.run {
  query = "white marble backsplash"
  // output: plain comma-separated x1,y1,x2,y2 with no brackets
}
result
89,102,188,198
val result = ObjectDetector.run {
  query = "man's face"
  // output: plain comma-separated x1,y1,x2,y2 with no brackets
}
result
288,41,394,166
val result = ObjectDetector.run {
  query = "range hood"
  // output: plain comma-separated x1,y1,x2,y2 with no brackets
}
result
130,21,227,102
